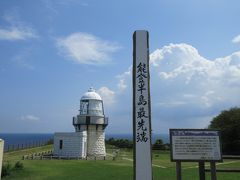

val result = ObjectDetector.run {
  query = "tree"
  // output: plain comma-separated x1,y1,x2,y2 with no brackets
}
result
105,138,133,148
154,139,163,146
209,107,240,155
152,139,166,150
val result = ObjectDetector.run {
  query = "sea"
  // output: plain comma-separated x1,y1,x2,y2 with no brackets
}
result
0,133,53,151
0,133,169,151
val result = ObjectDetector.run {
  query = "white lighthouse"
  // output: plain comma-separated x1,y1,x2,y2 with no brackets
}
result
54,88,108,158
73,87,108,157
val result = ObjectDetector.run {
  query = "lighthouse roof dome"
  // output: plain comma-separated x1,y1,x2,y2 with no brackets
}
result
81,87,102,101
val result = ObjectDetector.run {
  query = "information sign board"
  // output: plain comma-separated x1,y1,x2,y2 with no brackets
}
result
170,129,222,162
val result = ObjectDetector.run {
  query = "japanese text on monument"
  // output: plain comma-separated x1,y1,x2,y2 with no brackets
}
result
136,62,148,142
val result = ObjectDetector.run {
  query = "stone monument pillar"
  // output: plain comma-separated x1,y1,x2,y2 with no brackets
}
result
0,139,4,178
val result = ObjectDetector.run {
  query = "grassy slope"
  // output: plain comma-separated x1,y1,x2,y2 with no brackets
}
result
2,146,240,180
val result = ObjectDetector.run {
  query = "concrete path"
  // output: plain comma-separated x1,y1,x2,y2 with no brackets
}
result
122,157,167,169
107,153,167,168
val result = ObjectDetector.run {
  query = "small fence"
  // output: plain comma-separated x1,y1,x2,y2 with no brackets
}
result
205,155,240,173
22,150,53,160
23,155,114,161
4,139,52,152
22,149,117,161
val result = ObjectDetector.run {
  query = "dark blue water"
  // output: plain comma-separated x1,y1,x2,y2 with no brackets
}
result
0,133,53,151
0,133,169,151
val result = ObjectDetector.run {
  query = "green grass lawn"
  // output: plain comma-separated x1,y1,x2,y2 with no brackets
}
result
2,146,240,180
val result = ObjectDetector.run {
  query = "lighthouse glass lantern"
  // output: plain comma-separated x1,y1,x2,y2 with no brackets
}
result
80,99,104,116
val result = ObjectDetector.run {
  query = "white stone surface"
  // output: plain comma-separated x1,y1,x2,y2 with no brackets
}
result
87,125,106,156
81,88,102,100
54,132,87,158
0,139,4,179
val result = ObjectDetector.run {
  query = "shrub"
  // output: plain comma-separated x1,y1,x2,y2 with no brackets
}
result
14,161,24,170
1,162,12,178
106,138,133,148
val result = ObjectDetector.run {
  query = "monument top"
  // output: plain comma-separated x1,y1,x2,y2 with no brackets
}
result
134,30,148,33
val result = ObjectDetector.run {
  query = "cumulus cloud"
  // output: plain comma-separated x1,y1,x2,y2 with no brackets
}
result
56,32,120,65
20,115,40,122
232,34,240,44
0,13,38,41
114,43,240,133
97,86,115,106
150,44,240,109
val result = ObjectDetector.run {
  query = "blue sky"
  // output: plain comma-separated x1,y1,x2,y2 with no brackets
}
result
0,0,240,134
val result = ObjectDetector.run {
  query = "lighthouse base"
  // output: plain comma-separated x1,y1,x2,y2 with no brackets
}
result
87,127,106,157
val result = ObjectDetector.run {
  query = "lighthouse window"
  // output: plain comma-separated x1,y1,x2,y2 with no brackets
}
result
86,116,90,124
59,140,63,149
88,100,103,116
80,100,89,115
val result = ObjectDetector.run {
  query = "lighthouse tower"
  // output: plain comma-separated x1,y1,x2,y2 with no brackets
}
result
73,88,108,157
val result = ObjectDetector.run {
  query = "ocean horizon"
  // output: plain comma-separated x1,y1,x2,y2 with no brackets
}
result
0,133,169,151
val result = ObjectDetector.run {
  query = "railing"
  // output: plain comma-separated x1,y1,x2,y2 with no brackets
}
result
22,154,116,161
205,155,240,173
4,139,53,152
104,117,108,125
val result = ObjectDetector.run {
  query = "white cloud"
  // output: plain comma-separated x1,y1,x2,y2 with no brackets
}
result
150,43,212,80
56,32,120,65
232,34,240,44
20,115,40,122
156,101,186,108
117,79,127,91
0,27,37,41
97,86,115,106
0,13,38,41
113,43,240,133
42,0,88,14
116,66,132,92
150,44,240,109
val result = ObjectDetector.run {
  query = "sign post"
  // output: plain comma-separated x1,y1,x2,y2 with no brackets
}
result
176,161,182,180
133,30,153,180
170,129,222,180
